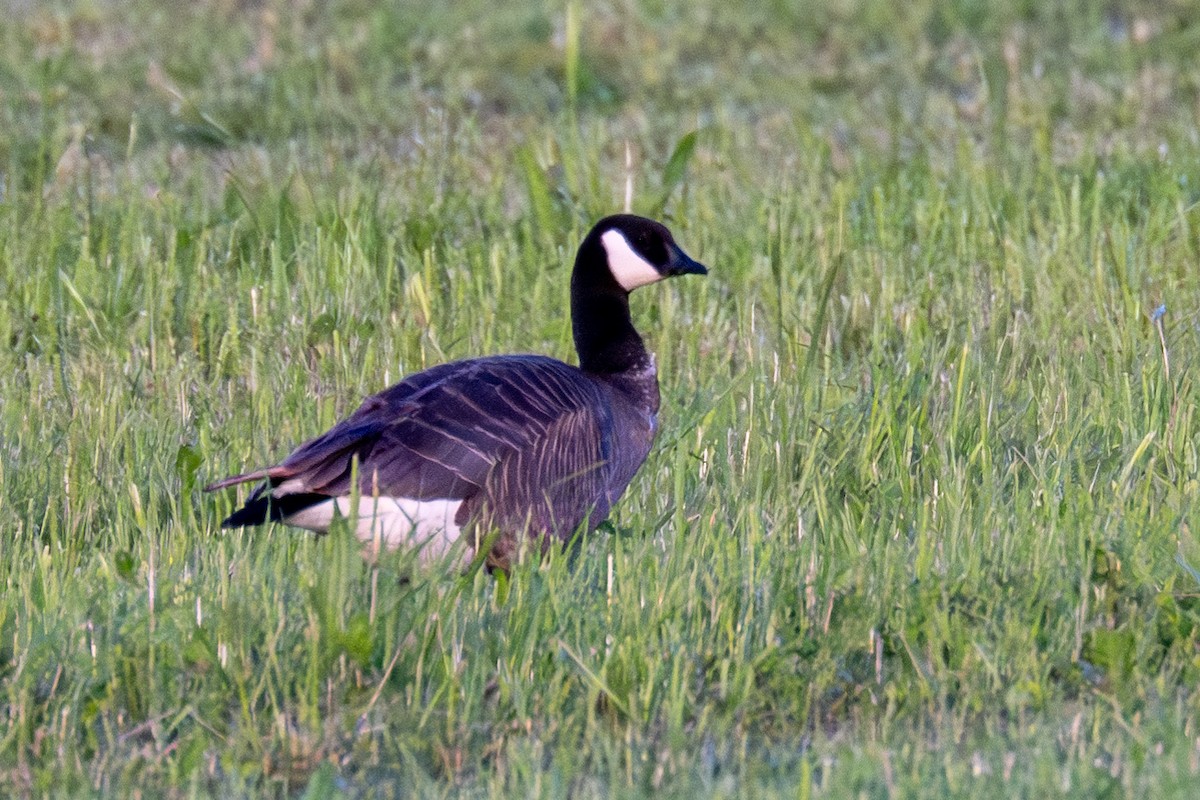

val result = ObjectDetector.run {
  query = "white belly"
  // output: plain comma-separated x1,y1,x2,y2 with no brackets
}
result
283,496,464,559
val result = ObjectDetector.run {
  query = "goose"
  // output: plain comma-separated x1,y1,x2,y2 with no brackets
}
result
205,214,707,567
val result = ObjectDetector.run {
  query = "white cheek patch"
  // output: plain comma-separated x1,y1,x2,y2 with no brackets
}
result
283,496,464,561
601,229,663,291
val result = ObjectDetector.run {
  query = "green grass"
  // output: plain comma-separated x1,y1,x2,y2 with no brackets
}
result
3,0,1200,796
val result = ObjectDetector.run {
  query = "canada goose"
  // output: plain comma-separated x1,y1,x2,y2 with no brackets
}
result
205,214,707,567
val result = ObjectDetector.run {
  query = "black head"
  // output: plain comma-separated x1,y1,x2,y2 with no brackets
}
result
578,214,708,293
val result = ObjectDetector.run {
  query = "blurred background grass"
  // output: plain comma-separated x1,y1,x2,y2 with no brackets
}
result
2,0,1200,797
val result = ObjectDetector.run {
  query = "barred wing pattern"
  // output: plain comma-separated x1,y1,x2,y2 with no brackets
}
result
211,355,632,552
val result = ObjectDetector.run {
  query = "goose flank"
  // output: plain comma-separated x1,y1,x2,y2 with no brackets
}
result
205,214,708,567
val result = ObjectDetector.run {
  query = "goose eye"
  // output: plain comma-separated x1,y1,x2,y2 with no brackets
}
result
641,233,667,265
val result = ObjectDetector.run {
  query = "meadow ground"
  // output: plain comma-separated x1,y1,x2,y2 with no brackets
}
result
2,1,1200,796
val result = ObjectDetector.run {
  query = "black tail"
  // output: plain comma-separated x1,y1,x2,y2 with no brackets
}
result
220,493,331,528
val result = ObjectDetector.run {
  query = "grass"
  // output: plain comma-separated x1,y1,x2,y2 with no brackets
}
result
2,0,1200,796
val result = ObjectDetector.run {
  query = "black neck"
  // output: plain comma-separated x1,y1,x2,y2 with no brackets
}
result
571,264,651,376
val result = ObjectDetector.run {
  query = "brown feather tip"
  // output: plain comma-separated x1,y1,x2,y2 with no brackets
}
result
203,470,271,493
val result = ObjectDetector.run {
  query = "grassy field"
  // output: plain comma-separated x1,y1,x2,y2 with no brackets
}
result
2,0,1200,796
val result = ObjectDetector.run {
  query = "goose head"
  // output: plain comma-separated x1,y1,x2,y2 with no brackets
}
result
581,214,708,293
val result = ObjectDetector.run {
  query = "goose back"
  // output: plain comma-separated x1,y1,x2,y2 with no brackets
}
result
213,354,658,561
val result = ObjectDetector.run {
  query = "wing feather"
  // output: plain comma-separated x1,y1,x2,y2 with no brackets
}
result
476,406,614,565
207,355,617,535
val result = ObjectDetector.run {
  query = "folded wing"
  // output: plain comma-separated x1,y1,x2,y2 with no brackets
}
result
207,355,617,543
